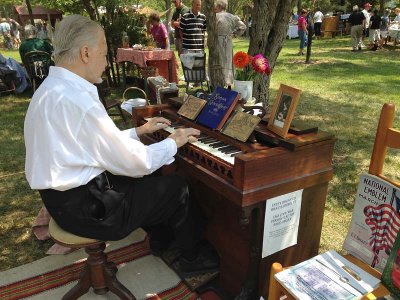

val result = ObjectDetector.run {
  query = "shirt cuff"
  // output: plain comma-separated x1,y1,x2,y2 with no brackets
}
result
164,138,177,164
128,128,139,140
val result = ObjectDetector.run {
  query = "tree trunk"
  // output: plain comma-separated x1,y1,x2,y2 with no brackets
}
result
25,0,35,25
204,0,224,90
82,0,96,20
249,0,297,108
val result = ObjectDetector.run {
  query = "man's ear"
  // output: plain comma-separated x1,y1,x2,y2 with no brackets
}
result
80,46,90,63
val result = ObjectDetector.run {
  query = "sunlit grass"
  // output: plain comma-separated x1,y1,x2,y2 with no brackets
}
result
0,36,399,270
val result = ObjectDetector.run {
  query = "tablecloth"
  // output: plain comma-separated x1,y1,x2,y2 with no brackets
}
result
116,48,179,83
287,25,298,39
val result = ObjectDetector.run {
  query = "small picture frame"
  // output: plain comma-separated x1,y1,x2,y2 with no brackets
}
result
267,84,301,138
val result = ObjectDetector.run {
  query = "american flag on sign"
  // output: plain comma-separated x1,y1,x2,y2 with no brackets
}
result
364,188,400,267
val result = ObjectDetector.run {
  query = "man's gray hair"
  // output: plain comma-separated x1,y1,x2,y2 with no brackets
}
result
353,5,359,11
24,24,37,38
53,15,103,65
216,0,228,10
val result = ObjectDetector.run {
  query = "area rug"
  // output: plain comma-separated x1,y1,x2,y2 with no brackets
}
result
0,229,199,300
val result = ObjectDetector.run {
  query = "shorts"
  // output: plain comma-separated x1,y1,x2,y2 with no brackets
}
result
380,30,388,38
369,29,380,42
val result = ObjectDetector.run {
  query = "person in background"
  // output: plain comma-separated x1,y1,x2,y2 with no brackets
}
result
146,13,169,49
248,17,252,36
8,18,21,49
313,7,324,40
171,0,189,55
394,8,400,22
214,0,246,87
19,24,53,61
297,9,308,55
24,14,219,276
0,53,30,93
361,2,372,47
368,9,381,50
380,9,390,46
0,18,12,49
180,0,207,53
349,5,365,51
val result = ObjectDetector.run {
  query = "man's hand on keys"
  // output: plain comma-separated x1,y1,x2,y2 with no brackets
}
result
136,117,171,137
169,128,200,148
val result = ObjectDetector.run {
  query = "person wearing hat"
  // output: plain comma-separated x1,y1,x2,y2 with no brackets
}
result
361,3,372,47
19,24,53,62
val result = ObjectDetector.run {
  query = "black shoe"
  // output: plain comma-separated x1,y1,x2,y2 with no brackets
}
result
179,248,220,276
358,46,362,51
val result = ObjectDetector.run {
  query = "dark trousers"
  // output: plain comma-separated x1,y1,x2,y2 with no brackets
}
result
314,22,322,36
40,172,202,251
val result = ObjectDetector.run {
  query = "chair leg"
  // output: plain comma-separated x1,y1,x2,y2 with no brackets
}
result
186,82,189,93
117,104,128,125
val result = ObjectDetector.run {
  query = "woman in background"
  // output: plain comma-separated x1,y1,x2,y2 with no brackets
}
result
146,13,169,49
298,9,308,55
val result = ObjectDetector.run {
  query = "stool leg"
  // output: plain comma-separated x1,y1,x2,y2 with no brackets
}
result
104,265,136,300
87,243,110,295
62,264,91,300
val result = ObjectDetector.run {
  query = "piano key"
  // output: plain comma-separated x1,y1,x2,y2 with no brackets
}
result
148,119,241,165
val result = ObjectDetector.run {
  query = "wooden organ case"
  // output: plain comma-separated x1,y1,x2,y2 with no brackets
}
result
132,100,336,299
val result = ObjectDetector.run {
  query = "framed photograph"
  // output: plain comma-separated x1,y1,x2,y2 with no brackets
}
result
267,84,301,138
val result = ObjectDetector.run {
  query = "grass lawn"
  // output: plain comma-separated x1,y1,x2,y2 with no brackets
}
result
0,36,399,272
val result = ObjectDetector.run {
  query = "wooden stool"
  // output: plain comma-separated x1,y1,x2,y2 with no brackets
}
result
48,218,136,300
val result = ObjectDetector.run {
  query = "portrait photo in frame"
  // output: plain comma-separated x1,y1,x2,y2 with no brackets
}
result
267,84,301,138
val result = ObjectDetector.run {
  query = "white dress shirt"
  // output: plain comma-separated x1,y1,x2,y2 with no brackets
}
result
24,66,177,191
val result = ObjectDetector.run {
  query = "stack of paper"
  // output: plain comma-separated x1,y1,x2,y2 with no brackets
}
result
275,250,381,300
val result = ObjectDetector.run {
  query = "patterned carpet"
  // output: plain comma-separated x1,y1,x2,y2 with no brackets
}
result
0,229,199,300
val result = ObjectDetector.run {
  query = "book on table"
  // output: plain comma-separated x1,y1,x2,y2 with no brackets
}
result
274,250,381,300
196,86,240,130
343,173,400,273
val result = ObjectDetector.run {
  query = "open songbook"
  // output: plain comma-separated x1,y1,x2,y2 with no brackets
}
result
275,250,380,300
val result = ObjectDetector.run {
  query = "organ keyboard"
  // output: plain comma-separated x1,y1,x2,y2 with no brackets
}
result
133,100,336,298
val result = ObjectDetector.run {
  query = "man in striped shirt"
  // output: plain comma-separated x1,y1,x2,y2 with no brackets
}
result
180,0,207,53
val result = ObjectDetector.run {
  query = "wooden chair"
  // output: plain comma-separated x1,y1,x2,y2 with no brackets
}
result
180,53,209,93
23,51,53,93
268,103,400,300
95,79,128,125
49,218,136,300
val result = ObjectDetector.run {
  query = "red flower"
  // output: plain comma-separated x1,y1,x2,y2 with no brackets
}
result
233,51,250,69
252,54,269,74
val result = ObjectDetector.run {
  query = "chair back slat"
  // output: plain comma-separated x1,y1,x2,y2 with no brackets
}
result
180,53,209,92
369,103,400,188
23,50,53,92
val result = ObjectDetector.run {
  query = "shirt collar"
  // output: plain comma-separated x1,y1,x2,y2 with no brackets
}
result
190,10,200,17
48,66,98,95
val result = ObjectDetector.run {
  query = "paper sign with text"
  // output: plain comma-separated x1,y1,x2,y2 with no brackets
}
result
262,190,303,258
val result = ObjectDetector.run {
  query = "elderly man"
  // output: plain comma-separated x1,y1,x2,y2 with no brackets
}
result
19,24,53,61
349,5,365,51
24,15,219,275
171,0,189,55
215,0,246,87
180,0,207,53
